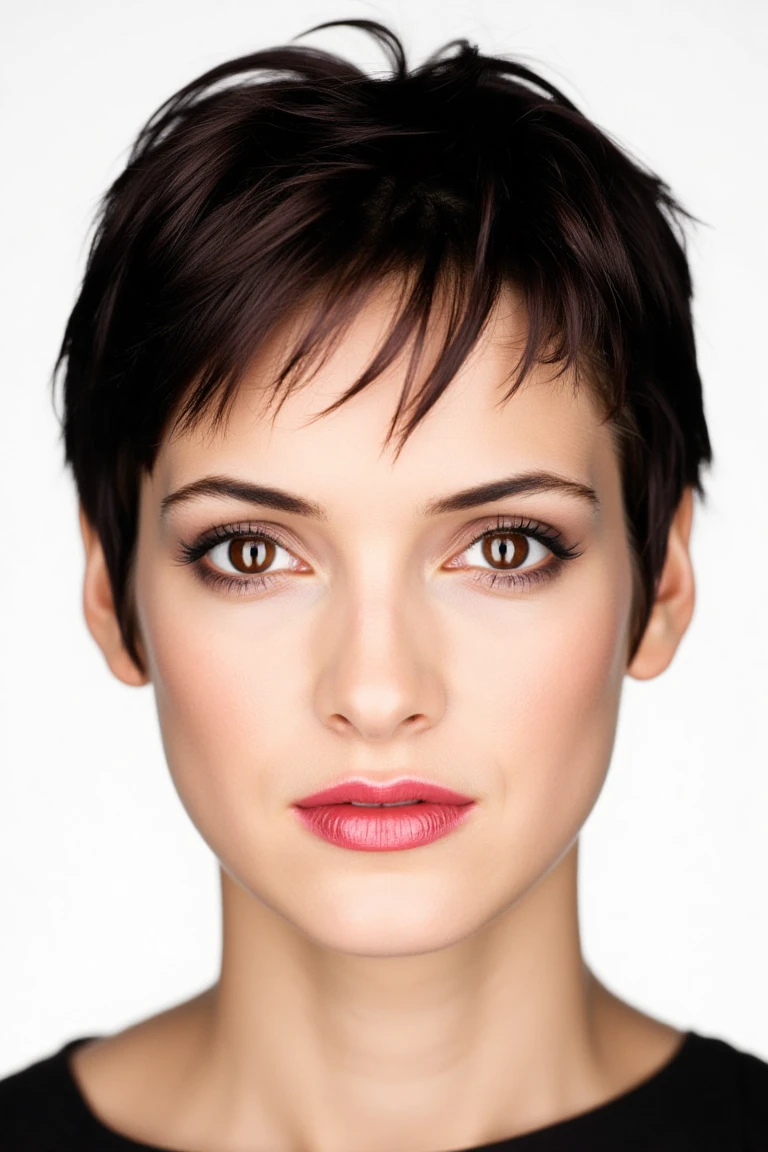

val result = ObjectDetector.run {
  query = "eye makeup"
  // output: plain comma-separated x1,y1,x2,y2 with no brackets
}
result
173,513,584,598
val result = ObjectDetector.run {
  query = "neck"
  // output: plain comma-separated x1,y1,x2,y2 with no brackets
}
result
194,840,618,1149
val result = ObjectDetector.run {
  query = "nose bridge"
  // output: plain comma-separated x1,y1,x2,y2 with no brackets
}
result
314,540,444,739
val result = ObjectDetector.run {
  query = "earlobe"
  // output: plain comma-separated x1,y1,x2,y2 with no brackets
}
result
79,506,149,688
626,487,696,681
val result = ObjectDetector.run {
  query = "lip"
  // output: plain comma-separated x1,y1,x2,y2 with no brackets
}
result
292,777,477,852
294,777,475,807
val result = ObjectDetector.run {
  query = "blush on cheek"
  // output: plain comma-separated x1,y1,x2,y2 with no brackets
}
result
136,571,303,848
135,579,237,796
529,571,631,817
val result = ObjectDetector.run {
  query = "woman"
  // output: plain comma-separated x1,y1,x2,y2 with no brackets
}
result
2,17,766,1151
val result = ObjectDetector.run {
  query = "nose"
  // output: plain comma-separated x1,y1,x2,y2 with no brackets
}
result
313,578,446,742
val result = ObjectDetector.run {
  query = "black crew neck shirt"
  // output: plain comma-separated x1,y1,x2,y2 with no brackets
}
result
2,1030,767,1150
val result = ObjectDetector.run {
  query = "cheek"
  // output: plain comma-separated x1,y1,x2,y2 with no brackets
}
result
525,587,627,810
455,552,632,872
134,565,304,837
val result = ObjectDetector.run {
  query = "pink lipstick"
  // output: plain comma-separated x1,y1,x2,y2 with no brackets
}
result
292,778,476,852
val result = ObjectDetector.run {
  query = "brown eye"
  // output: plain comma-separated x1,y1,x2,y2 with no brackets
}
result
226,537,276,574
480,531,531,570
457,528,550,576
206,535,293,578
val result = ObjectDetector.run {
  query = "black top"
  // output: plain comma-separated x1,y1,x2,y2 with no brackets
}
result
1,1030,768,1150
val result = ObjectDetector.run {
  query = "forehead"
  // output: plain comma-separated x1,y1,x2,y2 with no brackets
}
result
154,282,617,512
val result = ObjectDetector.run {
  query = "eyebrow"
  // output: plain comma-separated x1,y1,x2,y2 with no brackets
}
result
160,471,600,521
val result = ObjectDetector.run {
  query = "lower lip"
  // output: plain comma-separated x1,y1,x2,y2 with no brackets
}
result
293,802,476,851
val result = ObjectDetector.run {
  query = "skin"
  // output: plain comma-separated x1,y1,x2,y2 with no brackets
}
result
73,280,695,1152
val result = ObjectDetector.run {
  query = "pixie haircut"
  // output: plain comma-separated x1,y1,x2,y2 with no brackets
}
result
54,18,713,676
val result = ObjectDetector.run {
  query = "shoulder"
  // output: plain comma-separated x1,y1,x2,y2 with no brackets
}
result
595,992,768,1141
680,1031,768,1145
0,1037,99,1150
0,997,213,1150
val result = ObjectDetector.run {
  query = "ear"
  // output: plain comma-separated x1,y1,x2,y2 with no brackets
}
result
79,506,149,688
626,486,696,680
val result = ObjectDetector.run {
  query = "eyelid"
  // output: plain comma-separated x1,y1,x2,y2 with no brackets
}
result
175,520,302,566
178,513,581,577
454,514,576,558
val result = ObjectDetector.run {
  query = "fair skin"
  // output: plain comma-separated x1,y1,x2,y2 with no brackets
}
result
73,281,694,1152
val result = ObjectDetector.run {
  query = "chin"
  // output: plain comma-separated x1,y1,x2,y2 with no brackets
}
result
290,887,490,958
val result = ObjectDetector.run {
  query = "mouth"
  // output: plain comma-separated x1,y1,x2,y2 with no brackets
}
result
292,777,477,852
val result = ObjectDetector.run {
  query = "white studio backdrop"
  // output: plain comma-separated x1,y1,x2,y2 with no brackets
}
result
1,0,766,1077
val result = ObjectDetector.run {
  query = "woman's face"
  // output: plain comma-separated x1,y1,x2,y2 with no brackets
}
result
132,284,634,956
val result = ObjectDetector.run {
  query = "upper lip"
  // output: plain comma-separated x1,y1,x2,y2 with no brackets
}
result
294,777,475,808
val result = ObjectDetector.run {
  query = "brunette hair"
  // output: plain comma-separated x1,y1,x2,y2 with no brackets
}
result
53,18,712,675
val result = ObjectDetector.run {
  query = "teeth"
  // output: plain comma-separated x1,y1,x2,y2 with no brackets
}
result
348,800,423,807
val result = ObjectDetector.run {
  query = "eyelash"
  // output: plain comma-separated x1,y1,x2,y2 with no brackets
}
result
175,515,584,597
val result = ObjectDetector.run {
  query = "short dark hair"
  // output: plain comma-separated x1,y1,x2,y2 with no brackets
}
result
53,18,713,675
